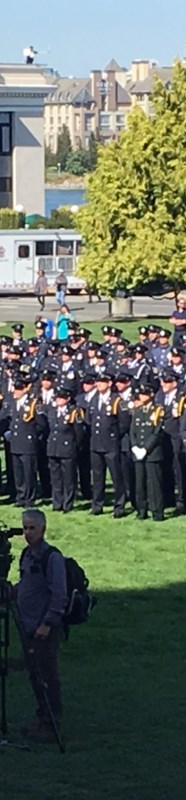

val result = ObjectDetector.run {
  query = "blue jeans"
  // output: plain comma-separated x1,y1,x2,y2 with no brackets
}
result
56,289,65,305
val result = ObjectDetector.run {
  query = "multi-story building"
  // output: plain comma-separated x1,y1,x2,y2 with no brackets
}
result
44,57,174,154
0,63,52,212
44,59,132,152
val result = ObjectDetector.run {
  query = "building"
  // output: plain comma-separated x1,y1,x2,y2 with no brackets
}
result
44,57,177,154
44,60,131,152
0,63,53,214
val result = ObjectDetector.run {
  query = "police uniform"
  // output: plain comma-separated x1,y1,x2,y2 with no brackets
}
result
130,386,164,520
43,386,84,512
88,376,125,516
155,370,185,511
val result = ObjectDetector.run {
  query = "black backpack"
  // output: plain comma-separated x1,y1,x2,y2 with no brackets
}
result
20,545,97,633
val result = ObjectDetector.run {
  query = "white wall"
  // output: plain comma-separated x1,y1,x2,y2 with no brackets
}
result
12,109,45,215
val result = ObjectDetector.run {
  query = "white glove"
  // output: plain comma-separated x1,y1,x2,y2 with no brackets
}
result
131,446,140,458
137,447,147,460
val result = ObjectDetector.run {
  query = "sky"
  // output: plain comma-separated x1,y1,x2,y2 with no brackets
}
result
1,0,186,76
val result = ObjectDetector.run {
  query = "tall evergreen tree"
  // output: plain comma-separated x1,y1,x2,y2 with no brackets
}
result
56,125,72,170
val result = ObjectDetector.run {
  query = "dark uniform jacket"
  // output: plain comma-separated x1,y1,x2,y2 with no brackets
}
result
44,402,84,459
0,393,45,454
88,392,121,453
155,387,185,441
130,402,164,461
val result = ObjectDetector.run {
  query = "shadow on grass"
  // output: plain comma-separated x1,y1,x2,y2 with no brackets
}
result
2,581,186,800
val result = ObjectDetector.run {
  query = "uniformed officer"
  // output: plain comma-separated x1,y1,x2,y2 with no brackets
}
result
155,368,185,512
130,383,164,520
37,368,57,499
11,323,26,349
151,328,171,370
76,372,97,500
0,375,44,507
42,384,84,512
114,370,135,505
88,373,125,517
169,347,185,383
138,326,149,345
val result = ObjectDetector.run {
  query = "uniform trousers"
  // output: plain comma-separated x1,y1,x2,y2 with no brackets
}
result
91,450,125,512
28,626,63,724
37,439,51,499
134,460,163,518
12,453,37,506
49,456,77,511
120,451,135,505
77,437,92,499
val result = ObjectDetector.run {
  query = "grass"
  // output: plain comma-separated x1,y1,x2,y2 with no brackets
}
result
4,316,174,343
0,315,185,800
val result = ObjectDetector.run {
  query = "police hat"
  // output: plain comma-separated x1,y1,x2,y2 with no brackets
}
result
13,375,29,390
54,384,73,398
109,327,123,337
7,345,22,356
12,323,24,333
138,382,154,395
42,368,56,381
28,337,40,347
116,337,130,346
87,341,99,351
159,328,171,338
60,344,74,356
132,343,148,354
161,368,177,382
79,328,91,338
82,372,96,384
170,347,184,357
47,339,61,352
96,373,113,382
115,370,131,383
68,321,79,330
138,326,148,335
35,320,46,330
147,324,161,333
101,325,112,334
96,350,106,360
0,335,12,345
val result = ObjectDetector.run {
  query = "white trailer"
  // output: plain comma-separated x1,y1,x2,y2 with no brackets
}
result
0,228,86,293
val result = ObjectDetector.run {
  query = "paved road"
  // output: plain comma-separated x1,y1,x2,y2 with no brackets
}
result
0,294,176,325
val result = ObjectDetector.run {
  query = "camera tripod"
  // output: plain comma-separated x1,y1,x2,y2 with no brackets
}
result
0,577,65,753
0,577,29,749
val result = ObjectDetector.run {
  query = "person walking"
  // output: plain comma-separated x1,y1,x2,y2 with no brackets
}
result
34,270,48,311
55,272,68,306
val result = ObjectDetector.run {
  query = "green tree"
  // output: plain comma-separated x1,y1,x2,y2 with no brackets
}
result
77,62,186,296
88,132,98,170
45,145,56,168
56,125,72,170
65,149,90,175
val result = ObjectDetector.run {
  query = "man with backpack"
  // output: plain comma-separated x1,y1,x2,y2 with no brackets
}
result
11,508,94,745
13,509,68,743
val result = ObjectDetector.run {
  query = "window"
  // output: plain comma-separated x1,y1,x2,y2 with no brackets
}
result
0,113,11,155
18,245,30,259
0,177,12,192
56,240,73,256
99,114,111,131
85,114,93,132
36,241,53,256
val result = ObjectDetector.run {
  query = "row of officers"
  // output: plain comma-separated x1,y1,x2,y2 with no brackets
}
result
1,320,186,519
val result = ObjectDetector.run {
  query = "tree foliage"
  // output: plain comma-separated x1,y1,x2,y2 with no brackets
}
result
56,125,72,170
77,62,186,295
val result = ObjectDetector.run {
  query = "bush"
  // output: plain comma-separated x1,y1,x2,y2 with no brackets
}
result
0,209,25,229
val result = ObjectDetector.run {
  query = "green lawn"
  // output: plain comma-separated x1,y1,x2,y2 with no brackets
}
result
0,316,185,800
3,316,174,343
